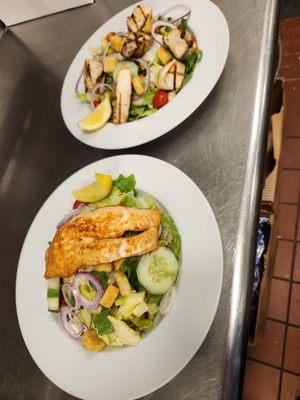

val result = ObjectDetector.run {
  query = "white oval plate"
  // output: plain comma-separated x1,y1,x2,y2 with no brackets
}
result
16,155,223,400
61,0,229,150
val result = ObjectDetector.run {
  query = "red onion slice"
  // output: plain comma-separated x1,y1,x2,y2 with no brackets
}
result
73,273,104,309
62,283,81,310
171,10,191,25
75,70,83,94
90,82,116,109
131,58,151,97
102,41,111,66
151,21,177,46
159,287,176,316
160,4,191,23
56,203,86,229
60,306,84,338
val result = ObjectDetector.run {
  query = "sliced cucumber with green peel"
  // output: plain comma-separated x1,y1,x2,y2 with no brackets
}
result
137,247,178,295
47,277,60,312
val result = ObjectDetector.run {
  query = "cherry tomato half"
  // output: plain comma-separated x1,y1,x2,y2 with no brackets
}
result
152,90,168,109
93,99,101,108
73,200,86,209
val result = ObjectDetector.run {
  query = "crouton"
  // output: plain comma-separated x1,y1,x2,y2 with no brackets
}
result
115,271,132,296
156,47,173,65
94,263,113,272
132,76,144,95
114,259,124,272
143,18,155,34
110,35,124,52
82,330,106,352
104,56,119,73
100,284,120,308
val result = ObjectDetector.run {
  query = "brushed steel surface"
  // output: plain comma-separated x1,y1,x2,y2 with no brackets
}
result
0,1,279,399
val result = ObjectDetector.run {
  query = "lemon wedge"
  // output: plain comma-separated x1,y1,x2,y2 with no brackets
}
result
78,92,112,131
72,173,112,202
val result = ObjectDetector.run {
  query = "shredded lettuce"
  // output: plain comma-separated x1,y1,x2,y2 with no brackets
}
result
183,50,203,85
75,92,89,103
116,292,145,320
93,308,114,335
113,174,136,193
100,316,141,346
159,214,182,259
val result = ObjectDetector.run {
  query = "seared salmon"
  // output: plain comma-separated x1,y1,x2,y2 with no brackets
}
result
45,227,159,278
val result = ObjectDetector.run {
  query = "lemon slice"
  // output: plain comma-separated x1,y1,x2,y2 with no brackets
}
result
78,92,112,131
72,174,113,202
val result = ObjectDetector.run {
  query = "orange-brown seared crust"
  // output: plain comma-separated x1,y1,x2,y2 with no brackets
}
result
45,227,159,279
56,206,160,240
44,206,160,278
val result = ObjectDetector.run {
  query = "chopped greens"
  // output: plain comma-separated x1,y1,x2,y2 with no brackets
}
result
159,214,182,259
75,92,89,103
91,270,108,288
178,19,188,30
120,257,144,292
113,174,136,193
183,50,203,85
93,308,114,335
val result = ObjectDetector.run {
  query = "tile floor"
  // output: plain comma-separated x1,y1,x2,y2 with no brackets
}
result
243,17,300,400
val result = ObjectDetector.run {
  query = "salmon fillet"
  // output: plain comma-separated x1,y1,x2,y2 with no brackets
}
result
45,227,159,278
57,206,160,240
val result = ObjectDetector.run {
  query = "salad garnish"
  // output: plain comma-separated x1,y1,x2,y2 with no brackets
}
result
45,173,181,352
76,3,203,131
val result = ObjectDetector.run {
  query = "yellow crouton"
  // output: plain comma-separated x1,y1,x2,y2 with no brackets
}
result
143,18,155,34
94,263,113,272
82,330,106,352
100,284,119,308
114,259,124,272
132,76,144,96
156,47,173,65
115,271,132,296
104,56,119,74
110,35,124,52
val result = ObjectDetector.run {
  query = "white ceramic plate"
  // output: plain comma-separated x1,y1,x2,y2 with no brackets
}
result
61,0,229,149
16,155,223,400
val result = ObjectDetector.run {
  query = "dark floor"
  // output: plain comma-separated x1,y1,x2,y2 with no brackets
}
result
281,0,300,19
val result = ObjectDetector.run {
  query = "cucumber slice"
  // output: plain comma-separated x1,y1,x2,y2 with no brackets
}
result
137,247,178,295
47,277,60,312
113,61,138,81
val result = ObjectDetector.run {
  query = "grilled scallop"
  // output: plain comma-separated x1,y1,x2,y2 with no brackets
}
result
83,60,103,92
113,68,132,124
163,28,189,60
127,4,152,33
121,31,153,59
157,59,185,91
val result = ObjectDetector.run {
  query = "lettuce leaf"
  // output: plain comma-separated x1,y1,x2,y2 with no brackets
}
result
113,174,136,193
93,308,114,335
183,49,203,85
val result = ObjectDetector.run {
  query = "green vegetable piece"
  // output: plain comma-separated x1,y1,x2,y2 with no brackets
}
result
136,319,153,331
113,174,136,193
120,257,144,291
88,187,127,209
93,308,114,335
106,75,114,86
178,19,188,30
91,270,108,288
115,295,126,306
159,214,182,259
47,288,59,298
147,303,159,316
145,293,162,304
183,50,203,86
75,92,89,103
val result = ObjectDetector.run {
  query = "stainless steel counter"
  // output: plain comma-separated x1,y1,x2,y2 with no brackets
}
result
0,1,279,399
